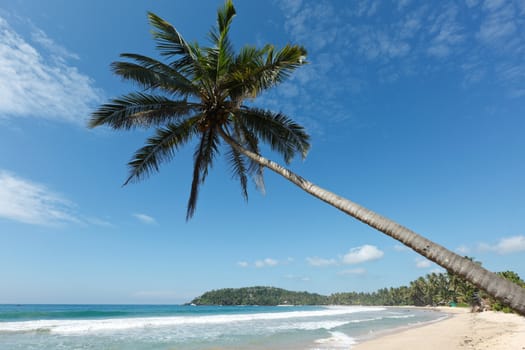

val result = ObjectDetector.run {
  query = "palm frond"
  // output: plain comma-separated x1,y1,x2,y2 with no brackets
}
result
232,122,265,192
207,0,236,84
89,93,201,129
237,107,310,164
224,45,265,99
226,145,249,201
227,44,307,98
148,12,196,60
217,0,236,34
124,116,200,185
187,128,220,219
261,44,307,86
112,53,196,95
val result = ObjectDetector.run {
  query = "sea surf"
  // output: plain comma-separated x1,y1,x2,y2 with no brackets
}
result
0,304,445,349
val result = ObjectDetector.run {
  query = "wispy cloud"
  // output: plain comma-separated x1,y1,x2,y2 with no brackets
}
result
455,245,471,255
237,257,291,268
284,274,311,282
477,2,517,45
478,235,525,255
342,245,384,265
307,245,384,267
133,213,157,225
426,4,464,58
338,268,367,276
30,28,80,61
306,256,337,267
0,170,78,226
255,258,279,268
269,0,525,132
0,170,107,227
0,15,102,124
237,261,249,268
393,244,410,252
415,258,432,269
430,267,446,274
279,0,338,51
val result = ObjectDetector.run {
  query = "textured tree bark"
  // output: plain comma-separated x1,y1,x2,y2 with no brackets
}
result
220,129,525,315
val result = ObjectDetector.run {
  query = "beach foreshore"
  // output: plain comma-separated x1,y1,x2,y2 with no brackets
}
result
353,307,525,349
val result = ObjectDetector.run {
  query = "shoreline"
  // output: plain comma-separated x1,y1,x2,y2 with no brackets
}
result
353,306,451,343
352,307,525,349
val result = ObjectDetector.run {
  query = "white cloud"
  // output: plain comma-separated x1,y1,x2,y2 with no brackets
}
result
280,1,338,50
476,3,517,45
0,170,79,226
133,213,157,225
415,258,432,268
397,0,412,9
237,261,249,268
338,268,366,276
285,274,310,282
354,28,411,60
269,0,525,133
426,4,464,58
342,245,384,264
239,257,292,268
393,244,410,252
479,235,525,255
355,0,380,17
306,256,338,267
483,0,506,11
0,170,108,227
466,0,481,8
278,0,303,14
31,28,79,61
255,258,279,268
455,245,471,254
0,16,102,124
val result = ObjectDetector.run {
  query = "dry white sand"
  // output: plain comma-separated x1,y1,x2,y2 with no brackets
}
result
353,307,525,350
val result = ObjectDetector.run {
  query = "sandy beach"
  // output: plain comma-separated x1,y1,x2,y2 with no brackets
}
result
354,307,525,349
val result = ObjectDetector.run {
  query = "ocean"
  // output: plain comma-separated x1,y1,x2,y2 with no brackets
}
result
0,304,446,349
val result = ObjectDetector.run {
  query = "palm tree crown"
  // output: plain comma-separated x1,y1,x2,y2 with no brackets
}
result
90,0,309,219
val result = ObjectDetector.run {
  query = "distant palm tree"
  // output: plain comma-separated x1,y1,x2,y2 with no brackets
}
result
90,0,525,315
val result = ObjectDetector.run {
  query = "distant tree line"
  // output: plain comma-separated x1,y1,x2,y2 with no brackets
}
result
190,269,524,312
191,286,326,306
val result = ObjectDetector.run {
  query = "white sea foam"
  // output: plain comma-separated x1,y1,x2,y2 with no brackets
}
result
271,320,351,331
313,331,357,349
0,306,386,335
385,314,415,319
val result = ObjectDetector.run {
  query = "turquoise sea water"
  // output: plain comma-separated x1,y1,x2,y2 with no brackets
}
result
0,304,446,349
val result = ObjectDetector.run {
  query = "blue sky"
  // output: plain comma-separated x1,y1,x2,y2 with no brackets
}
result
0,0,524,304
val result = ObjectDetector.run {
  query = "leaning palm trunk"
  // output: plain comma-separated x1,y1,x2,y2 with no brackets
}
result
220,129,525,316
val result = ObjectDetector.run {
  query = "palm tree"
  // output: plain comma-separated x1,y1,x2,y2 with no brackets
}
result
89,0,525,315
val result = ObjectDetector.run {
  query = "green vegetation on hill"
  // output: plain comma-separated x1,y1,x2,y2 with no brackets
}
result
190,286,327,305
191,270,525,312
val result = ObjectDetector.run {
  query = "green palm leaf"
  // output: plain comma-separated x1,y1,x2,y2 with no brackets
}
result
112,53,196,95
207,0,236,83
226,146,249,200
227,44,307,98
89,93,201,129
187,129,220,219
237,107,310,163
125,117,200,185
148,12,196,60
231,122,265,192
